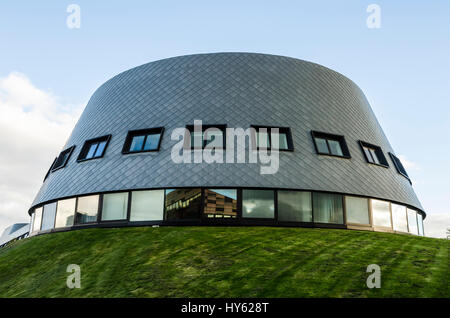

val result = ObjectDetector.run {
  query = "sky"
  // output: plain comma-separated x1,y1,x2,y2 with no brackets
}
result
0,1,449,238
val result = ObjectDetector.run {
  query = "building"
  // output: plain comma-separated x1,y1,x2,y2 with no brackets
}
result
27,53,425,236
0,223,29,248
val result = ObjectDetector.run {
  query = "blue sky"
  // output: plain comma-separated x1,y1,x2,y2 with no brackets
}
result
0,1,449,237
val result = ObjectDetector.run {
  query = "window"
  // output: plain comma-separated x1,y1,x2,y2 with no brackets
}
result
185,125,226,149
165,188,202,220
52,146,75,171
371,199,392,228
391,204,408,232
75,195,99,224
251,126,294,151
242,190,275,219
55,198,76,228
389,153,411,182
32,207,43,232
407,208,418,235
43,158,57,181
41,202,57,231
122,128,164,154
311,131,350,158
130,190,164,221
278,191,312,222
359,141,389,167
417,213,424,236
204,189,237,218
77,135,111,162
101,192,129,221
345,196,370,225
313,193,344,224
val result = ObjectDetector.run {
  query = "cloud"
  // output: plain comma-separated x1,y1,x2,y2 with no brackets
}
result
397,154,420,171
423,213,450,239
0,72,83,233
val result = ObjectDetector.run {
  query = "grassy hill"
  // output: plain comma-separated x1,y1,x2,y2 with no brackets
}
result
0,226,448,298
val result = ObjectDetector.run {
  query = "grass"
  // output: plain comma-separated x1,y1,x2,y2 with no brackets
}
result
0,226,448,298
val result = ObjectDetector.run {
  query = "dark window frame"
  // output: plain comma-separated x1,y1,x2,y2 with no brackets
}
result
43,157,57,182
251,125,294,152
358,141,389,168
389,152,411,183
51,146,76,172
185,124,227,150
122,127,164,154
311,131,351,159
77,134,112,162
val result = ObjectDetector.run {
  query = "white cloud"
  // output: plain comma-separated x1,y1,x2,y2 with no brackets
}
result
397,154,421,171
0,72,83,234
423,213,450,239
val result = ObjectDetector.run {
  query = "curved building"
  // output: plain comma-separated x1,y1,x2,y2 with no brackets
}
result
28,53,425,236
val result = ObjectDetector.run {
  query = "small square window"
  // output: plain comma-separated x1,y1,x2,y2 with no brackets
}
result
311,131,350,158
185,125,226,150
389,153,411,183
359,141,389,167
122,128,164,154
251,126,294,151
77,135,111,162
52,146,75,172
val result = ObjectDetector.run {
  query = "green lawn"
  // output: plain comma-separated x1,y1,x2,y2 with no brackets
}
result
0,226,448,297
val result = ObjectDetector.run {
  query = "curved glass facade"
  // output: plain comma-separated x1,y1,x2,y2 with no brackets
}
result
29,188,425,237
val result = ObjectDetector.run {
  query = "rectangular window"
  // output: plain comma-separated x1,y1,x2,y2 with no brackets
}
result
122,128,164,154
313,193,344,224
407,208,418,235
32,207,43,232
52,146,75,171
278,191,312,222
75,195,99,224
185,125,226,149
77,135,111,162
165,188,202,220
311,131,350,158
251,126,293,151
130,190,164,221
41,202,57,231
359,141,389,167
55,198,76,228
371,199,392,228
101,192,129,221
242,190,275,219
391,203,408,232
389,153,411,182
417,213,424,236
203,189,238,218
345,196,370,225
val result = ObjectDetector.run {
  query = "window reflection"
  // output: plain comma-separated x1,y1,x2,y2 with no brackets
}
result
345,196,369,225
204,189,237,218
242,190,274,219
313,193,343,224
371,199,391,228
165,189,202,220
278,191,312,222
391,204,408,232
102,192,128,221
76,195,99,224
55,198,76,228
41,202,57,231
